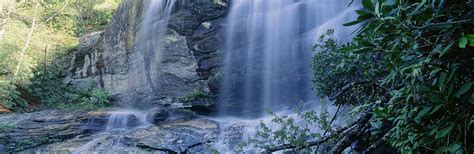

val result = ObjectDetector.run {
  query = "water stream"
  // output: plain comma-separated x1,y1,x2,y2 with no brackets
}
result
73,110,151,153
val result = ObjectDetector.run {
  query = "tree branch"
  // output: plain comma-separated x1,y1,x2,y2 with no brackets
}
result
330,81,371,101
263,111,374,153
331,112,373,153
263,123,354,153
365,131,391,152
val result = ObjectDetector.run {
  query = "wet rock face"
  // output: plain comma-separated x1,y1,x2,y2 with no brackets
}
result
0,109,220,153
132,118,220,153
221,123,245,151
64,0,229,107
145,108,170,124
6,109,221,153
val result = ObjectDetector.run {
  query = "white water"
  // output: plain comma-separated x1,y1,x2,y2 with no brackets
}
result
73,109,152,153
105,110,150,132
219,0,359,117
135,0,176,94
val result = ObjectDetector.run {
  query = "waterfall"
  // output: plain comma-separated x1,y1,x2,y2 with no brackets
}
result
135,0,176,95
104,111,148,132
219,0,359,117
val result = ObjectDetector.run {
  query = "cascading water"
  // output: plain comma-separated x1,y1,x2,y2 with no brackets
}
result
71,1,177,152
135,0,176,95
105,110,149,132
219,0,359,117
74,110,150,153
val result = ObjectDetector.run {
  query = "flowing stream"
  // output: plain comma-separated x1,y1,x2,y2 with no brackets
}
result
73,110,151,153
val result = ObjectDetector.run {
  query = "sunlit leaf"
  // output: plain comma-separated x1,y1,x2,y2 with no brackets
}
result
459,37,468,48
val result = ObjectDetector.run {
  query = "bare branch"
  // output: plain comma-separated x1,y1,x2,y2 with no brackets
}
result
331,112,373,153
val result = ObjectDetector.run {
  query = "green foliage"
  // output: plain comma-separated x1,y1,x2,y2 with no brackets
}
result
458,33,474,48
312,0,473,152
28,66,110,111
250,103,336,152
0,80,27,109
0,0,119,110
182,90,211,101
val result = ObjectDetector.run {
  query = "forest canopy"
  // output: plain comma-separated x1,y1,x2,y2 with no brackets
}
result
0,0,120,111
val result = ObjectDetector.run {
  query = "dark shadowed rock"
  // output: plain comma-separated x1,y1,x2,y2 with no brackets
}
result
145,108,170,124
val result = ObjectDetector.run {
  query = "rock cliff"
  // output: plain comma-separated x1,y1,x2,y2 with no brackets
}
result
64,0,228,107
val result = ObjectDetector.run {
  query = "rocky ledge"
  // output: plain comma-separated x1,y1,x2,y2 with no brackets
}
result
0,108,244,153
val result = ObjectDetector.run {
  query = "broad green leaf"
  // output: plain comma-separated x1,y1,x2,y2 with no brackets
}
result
416,106,431,122
430,104,443,114
428,92,442,103
343,19,363,26
454,82,472,97
466,34,474,46
466,34,474,40
435,126,452,139
449,143,462,153
438,72,447,89
362,0,375,12
459,37,467,48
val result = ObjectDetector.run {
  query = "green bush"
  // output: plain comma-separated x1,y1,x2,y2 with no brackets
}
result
28,67,110,111
250,102,334,152
253,0,473,153
312,0,473,152
181,90,211,101
0,80,27,109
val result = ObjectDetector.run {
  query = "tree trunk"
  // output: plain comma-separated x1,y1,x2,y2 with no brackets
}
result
14,1,38,77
